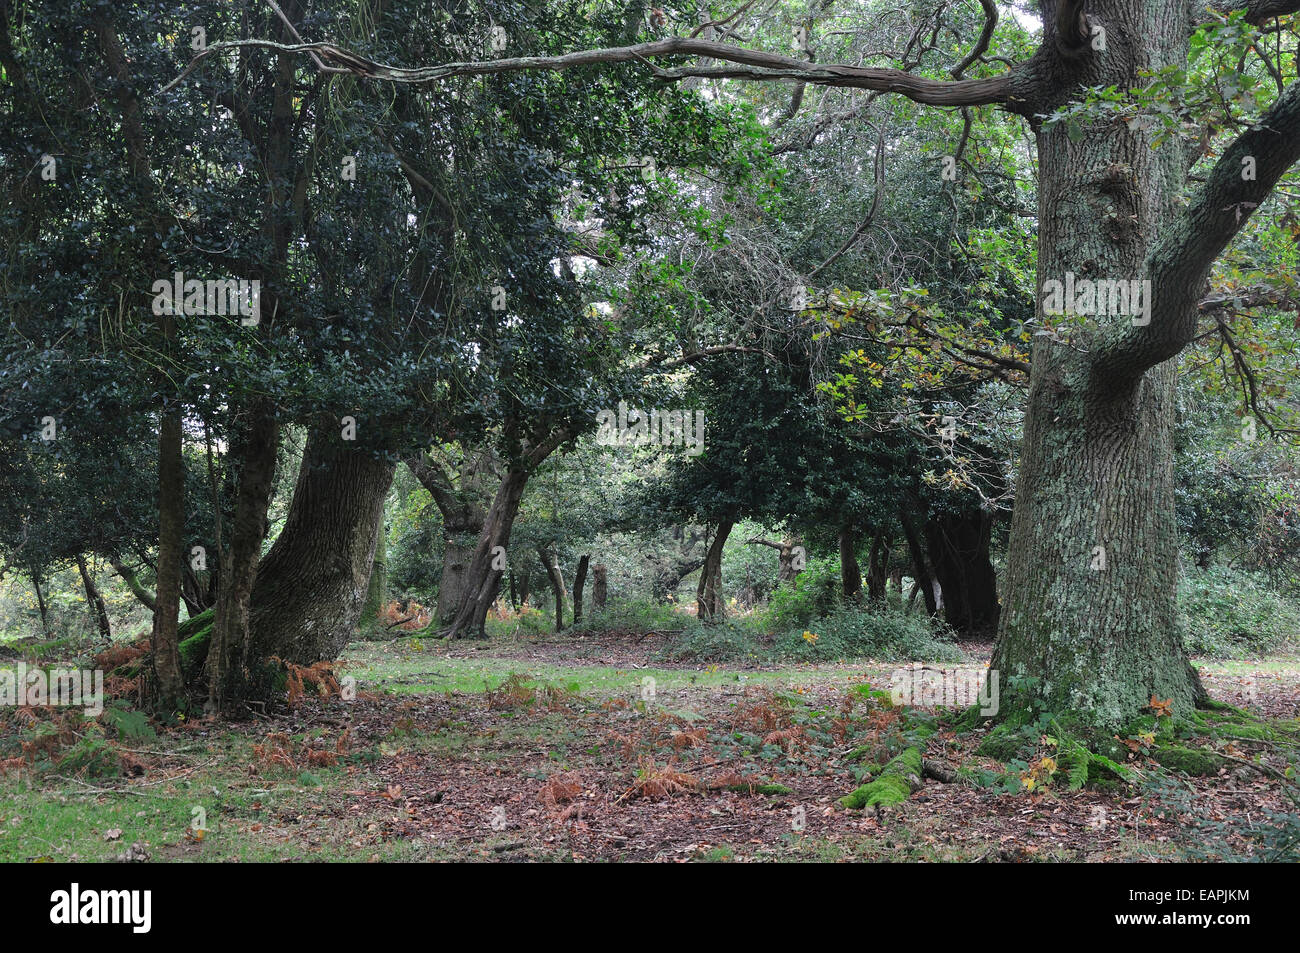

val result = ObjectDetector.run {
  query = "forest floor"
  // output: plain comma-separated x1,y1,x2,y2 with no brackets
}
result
2,629,1299,862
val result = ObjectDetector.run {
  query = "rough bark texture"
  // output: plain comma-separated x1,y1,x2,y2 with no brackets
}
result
926,512,1000,637
442,430,570,639
405,450,495,626
151,406,186,706
592,564,607,610
443,467,531,638
206,405,280,712
695,520,733,622
993,0,1206,725
248,427,396,664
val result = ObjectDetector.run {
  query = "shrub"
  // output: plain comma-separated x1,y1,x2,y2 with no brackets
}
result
663,604,961,664
567,598,686,636
772,604,963,663
1178,565,1300,658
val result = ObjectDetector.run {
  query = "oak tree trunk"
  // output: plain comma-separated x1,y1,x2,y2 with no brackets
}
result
537,543,567,632
248,427,395,664
994,0,1206,725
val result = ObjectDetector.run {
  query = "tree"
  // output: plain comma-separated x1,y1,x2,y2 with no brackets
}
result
205,0,1300,726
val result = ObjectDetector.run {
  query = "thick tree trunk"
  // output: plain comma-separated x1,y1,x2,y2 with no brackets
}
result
573,554,589,623
247,427,395,664
76,555,112,640
518,568,531,609
152,406,186,706
206,406,280,711
444,467,531,638
839,525,862,601
405,450,495,626
926,512,1000,637
994,0,1206,726
695,520,733,622
537,543,567,632
442,430,571,639
592,564,607,610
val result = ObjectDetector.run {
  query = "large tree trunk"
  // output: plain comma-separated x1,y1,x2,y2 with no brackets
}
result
443,467,531,638
442,430,571,639
925,512,1000,637
592,564,607,610
695,520,733,622
152,405,186,706
405,450,496,627
247,427,395,664
994,0,1206,726
206,405,280,712
76,555,112,640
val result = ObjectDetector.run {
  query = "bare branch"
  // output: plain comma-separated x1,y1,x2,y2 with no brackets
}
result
159,35,1013,107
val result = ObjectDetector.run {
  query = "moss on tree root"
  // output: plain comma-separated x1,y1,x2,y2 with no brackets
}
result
839,746,922,810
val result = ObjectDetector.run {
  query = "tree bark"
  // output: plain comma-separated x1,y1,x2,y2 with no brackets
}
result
572,553,589,624
839,525,862,601
695,520,733,622
76,555,112,640
32,574,47,633
206,404,280,712
247,426,395,665
993,0,1208,725
900,511,937,616
925,512,1000,637
152,404,186,706
111,558,157,613
442,429,571,639
362,526,388,624
404,449,495,627
592,564,607,610
866,531,888,603
537,543,567,632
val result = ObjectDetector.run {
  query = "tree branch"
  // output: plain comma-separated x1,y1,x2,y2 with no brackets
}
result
1093,78,1300,384
160,35,1014,107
